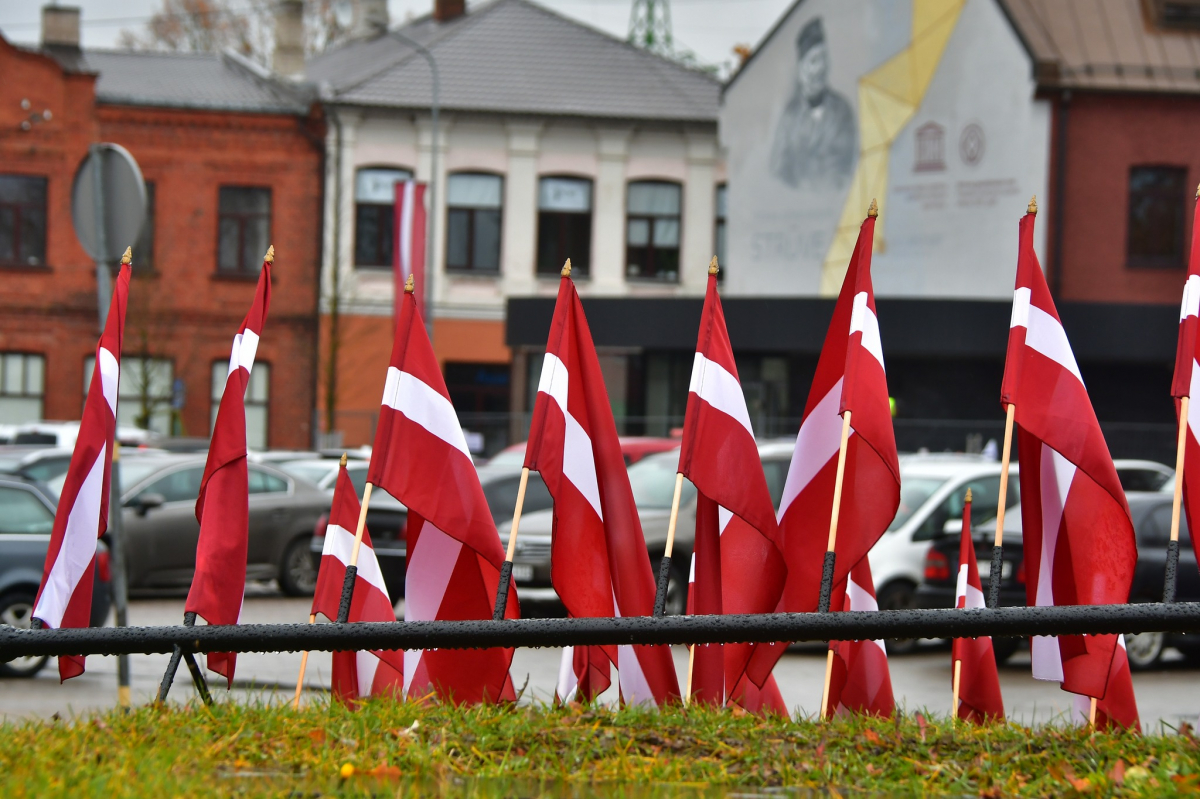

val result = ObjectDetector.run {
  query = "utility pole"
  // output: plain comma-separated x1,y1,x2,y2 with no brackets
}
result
628,0,674,57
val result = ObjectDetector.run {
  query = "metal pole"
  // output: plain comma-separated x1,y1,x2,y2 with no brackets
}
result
108,442,131,709
90,144,112,333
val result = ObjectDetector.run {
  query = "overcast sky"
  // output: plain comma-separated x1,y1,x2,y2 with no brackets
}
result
0,0,794,74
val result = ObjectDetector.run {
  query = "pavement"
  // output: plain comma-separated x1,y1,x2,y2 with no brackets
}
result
3,593,1198,732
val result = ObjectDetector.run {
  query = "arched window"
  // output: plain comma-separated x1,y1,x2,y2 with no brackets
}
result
446,172,503,272
537,176,592,276
354,166,413,267
626,180,681,281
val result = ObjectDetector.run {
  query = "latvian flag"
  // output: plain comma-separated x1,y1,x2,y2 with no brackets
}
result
185,250,272,686
678,262,787,713
1171,186,1200,563
952,495,1004,724
1003,206,1137,704
33,258,131,680
826,557,894,718
526,267,681,706
367,279,517,704
1074,635,1140,732
311,463,403,705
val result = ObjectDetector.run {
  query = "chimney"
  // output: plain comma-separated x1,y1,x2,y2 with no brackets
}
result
352,0,389,38
273,0,305,78
42,5,81,49
434,0,466,22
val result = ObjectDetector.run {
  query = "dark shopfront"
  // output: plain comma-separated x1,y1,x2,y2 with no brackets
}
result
506,296,1181,463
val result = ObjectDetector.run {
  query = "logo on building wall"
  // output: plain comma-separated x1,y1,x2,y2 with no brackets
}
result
914,122,946,172
959,123,985,166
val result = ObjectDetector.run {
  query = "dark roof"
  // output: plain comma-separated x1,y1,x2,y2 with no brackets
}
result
307,0,720,123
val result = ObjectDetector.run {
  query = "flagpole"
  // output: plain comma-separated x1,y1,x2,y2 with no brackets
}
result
493,466,530,620
654,473,685,617
338,482,373,623
951,659,962,724
988,402,1016,609
1165,396,1188,603
1089,696,1098,730
819,409,853,720
684,644,696,705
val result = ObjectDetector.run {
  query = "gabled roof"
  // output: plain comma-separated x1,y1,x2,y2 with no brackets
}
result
307,0,720,123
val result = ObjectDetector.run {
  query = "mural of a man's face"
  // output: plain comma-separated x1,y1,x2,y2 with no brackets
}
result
797,43,830,104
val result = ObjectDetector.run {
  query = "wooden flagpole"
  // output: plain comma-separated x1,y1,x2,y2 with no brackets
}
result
1089,696,1098,730
951,659,962,724
493,466,530,620
819,409,853,721
989,402,1016,609
684,644,696,706
1165,396,1189,603
653,473,686,618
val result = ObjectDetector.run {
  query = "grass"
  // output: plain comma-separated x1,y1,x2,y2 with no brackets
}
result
3,698,1199,797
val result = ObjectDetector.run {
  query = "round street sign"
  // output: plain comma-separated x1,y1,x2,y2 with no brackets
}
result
71,143,147,263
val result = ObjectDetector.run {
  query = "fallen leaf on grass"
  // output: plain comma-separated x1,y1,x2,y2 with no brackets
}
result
915,713,927,742
306,730,325,745
864,729,881,745
367,764,401,781
1108,759,1125,785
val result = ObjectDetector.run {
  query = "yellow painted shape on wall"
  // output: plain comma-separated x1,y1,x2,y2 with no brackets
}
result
818,0,965,295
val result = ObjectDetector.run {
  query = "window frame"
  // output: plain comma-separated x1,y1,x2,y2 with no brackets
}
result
84,355,174,434
0,174,49,269
216,186,272,275
445,172,504,274
536,175,594,277
354,166,414,269
0,352,45,423
212,359,270,450
625,179,683,283
1126,165,1188,270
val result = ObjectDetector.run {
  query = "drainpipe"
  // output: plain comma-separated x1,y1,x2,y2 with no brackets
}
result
324,108,344,439
1051,89,1071,301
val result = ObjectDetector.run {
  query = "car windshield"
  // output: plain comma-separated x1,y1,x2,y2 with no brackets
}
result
628,453,696,509
278,462,336,486
43,459,166,500
888,477,947,531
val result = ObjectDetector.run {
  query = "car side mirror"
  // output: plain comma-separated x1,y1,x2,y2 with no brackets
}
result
130,492,165,516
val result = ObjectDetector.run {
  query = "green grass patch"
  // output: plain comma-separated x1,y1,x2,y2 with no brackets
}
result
3,699,1199,797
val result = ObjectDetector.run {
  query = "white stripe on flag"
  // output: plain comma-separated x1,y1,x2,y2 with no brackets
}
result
849,292,885,371
98,347,120,416
718,505,733,535
955,563,968,607
538,353,604,521
1010,287,1031,329
612,597,656,707
688,352,754,438
777,378,846,520
356,650,380,698
382,367,472,460
557,646,579,702
227,329,260,378
1188,359,1200,444
1023,305,1084,385
33,444,107,628
403,522,463,696
1182,275,1200,321
1031,442,1075,683
323,523,390,598
847,576,887,656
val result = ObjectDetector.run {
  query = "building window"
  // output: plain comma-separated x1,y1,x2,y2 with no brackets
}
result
354,167,413,268
212,361,269,449
537,176,592,276
217,187,271,274
626,181,681,281
85,356,174,434
1127,166,1188,269
714,183,727,278
446,173,502,272
0,175,48,268
0,353,45,423
135,181,155,270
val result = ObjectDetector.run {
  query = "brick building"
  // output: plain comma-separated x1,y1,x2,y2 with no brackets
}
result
0,7,323,449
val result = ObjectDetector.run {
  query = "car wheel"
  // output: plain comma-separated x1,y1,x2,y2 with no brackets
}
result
0,592,49,678
279,537,318,596
1124,630,1164,671
876,581,918,655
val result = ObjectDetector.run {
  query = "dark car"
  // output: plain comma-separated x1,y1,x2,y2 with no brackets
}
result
0,474,111,677
916,492,1200,669
107,454,330,596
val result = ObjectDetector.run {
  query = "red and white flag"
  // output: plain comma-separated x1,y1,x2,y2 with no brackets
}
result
826,557,894,719
526,271,681,706
951,496,1004,724
1171,190,1200,559
367,281,517,704
185,252,272,686
1073,636,1140,732
311,463,404,705
33,261,131,680
749,208,900,685
393,181,427,321
1003,208,1136,702
678,266,786,711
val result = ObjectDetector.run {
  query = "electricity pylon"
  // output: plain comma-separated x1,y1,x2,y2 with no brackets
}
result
628,0,673,56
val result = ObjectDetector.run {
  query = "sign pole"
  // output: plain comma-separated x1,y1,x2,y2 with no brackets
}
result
108,437,131,709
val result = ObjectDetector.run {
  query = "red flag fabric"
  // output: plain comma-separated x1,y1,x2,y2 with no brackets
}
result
678,268,786,709
1171,193,1200,561
1074,636,1140,732
311,463,404,704
393,181,427,321
525,271,681,706
33,261,131,680
1002,209,1136,701
750,210,900,685
185,254,272,686
951,497,1004,723
826,557,894,719
367,282,516,704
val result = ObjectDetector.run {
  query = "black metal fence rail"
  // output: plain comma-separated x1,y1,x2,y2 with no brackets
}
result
5,603,1200,660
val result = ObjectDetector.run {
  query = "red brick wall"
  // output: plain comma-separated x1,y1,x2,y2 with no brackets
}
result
0,40,323,449
1055,92,1200,305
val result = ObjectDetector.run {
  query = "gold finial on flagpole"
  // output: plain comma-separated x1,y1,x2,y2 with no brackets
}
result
561,259,572,278
708,256,719,276
965,487,972,503
867,198,878,218
339,453,348,467
120,246,132,265
1027,196,1038,215
264,245,275,263
404,273,415,293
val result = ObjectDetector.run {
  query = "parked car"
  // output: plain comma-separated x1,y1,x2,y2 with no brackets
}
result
0,447,76,486
486,436,680,471
0,474,111,678
10,421,151,450
916,491,1200,669
100,454,329,596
